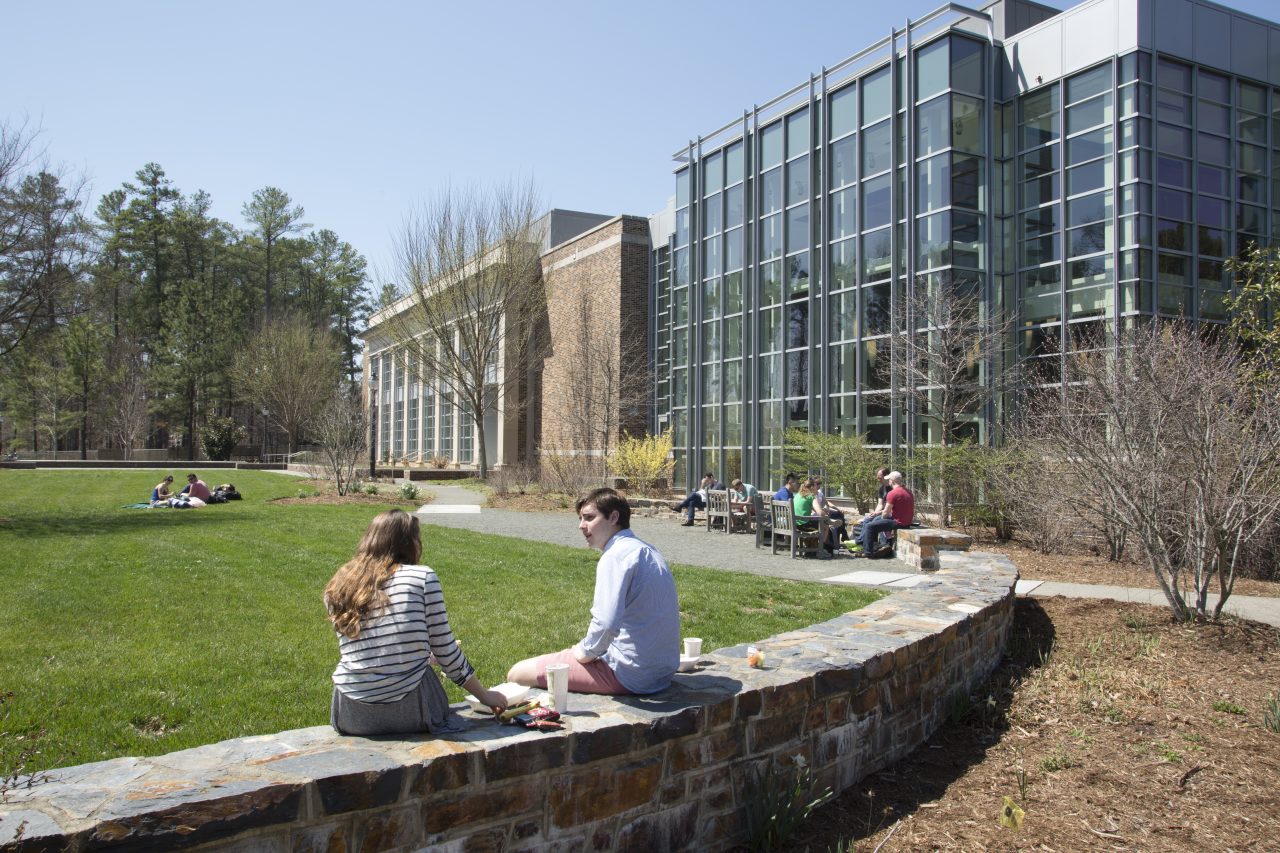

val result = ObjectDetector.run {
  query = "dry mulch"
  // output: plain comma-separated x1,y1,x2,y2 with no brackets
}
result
486,492,575,512
786,597,1280,852
268,479,423,507
976,539,1279,599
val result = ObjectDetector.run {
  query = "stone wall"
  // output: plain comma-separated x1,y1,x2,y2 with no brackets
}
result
895,528,975,572
0,551,1017,852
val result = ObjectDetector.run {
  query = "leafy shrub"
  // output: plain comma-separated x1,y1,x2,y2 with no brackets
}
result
398,482,420,501
1264,694,1280,733
201,417,246,461
744,754,833,852
364,483,380,496
608,431,673,496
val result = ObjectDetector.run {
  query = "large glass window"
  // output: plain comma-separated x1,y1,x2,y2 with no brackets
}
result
830,84,857,139
863,120,892,175
916,95,949,157
862,65,892,124
761,122,783,169
915,38,949,102
862,174,892,229
1020,85,1060,150
831,135,856,187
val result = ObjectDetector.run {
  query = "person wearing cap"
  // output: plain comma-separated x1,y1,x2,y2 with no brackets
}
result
150,475,175,507
858,471,914,557
861,467,892,524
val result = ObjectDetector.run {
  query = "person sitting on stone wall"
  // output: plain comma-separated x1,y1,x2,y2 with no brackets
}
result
671,472,722,527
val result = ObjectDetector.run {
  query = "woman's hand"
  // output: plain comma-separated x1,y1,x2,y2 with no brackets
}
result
477,688,508,715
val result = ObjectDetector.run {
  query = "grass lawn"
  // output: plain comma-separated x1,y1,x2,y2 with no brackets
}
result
0,470,880,776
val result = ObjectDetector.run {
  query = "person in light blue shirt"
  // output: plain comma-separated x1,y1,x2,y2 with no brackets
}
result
507,488,680,695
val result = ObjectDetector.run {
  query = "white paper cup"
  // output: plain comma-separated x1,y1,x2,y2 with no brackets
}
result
544,663,570,713
684,637,703,658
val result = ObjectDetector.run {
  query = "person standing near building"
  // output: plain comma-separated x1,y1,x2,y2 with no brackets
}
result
507,488,680,695
859,471,914,557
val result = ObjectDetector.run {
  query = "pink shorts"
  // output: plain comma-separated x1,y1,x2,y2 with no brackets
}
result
530,649,630,695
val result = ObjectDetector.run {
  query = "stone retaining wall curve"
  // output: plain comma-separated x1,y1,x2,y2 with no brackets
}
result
0,550,1017,852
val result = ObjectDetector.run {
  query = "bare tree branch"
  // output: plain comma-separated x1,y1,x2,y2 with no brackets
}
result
385,180,543,478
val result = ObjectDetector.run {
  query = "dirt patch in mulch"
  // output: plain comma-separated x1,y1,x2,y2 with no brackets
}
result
486,492,575,512
786,596,1280,852
975,538,1279,599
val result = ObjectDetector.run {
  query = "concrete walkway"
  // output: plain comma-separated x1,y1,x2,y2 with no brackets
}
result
413,497,1280,627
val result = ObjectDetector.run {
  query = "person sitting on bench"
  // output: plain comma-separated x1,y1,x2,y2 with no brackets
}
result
859,471,914,557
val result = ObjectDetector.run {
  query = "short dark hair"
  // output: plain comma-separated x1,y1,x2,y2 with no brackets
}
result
187,474,197,481
703,471,715,479
784,472,798,484
576,487,630,529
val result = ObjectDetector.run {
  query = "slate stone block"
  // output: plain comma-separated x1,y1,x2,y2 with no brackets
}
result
549,756,662,828
486,734,567,781
423,784,540,835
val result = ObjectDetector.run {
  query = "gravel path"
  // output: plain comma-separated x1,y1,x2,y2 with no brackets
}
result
411,487,1280,626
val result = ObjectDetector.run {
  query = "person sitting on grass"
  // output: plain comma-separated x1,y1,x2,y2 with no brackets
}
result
150,475,174,507
507,488,680,696
324,509,509,736
180,474,211,502
858,471,915,558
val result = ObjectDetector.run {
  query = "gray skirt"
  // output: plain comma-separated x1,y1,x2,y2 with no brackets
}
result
330,670,469,737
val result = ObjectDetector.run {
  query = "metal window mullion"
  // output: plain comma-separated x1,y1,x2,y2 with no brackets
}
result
747,108,760,486
1057,81,1069,382
888,24,902,460
1149,52,1162,334
691,139,703,487
903,19,916,460
982,22,997,446
809,73,823,434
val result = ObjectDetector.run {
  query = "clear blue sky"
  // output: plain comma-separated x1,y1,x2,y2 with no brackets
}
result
8,0,1278,288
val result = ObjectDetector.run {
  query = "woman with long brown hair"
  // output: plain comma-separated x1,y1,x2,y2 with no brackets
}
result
324,509,507,735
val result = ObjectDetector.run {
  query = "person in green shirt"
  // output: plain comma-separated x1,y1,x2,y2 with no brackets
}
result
795,477,838,554
793,478,818,519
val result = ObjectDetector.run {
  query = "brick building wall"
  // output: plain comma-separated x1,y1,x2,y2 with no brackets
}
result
536,216,652,461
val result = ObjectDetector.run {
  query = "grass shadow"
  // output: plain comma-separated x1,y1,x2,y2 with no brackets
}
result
0,508,245,540
789,598,1057,848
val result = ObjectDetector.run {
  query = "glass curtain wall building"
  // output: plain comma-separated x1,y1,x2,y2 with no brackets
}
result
654,0,1280,491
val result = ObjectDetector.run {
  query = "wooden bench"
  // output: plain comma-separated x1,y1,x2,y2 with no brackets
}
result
769,499,831,559
705,489,731,532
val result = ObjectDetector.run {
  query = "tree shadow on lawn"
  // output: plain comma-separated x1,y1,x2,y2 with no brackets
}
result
789,598,1057,847
1,508,245,540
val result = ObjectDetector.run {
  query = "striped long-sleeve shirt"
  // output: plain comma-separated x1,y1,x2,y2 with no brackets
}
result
330,564,475,703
